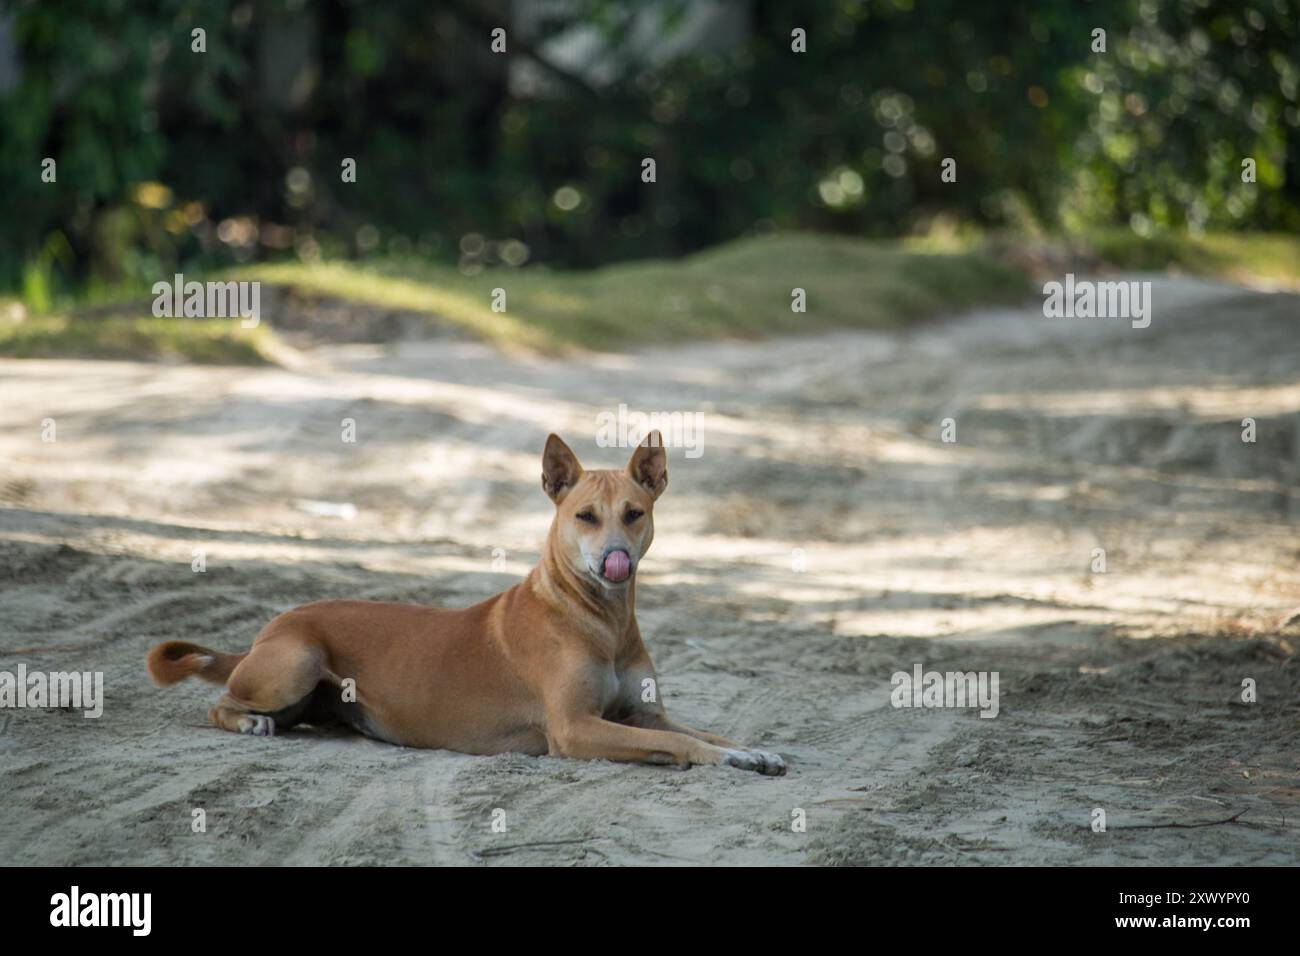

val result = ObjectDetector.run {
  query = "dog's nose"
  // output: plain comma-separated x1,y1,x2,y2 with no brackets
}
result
602,549,631,582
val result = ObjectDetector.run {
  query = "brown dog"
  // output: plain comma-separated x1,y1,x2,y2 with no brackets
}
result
146,431,785,775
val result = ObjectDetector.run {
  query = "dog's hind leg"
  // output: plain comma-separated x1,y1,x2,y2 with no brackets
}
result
208,634,325,737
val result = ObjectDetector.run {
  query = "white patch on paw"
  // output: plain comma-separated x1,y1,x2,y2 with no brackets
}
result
750,750,786,775
238,715,276,737
722,747,786,776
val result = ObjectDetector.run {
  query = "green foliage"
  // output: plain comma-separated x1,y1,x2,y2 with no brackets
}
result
1082,229,1300,283
0,0,1296,299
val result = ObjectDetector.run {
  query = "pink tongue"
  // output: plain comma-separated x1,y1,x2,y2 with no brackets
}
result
603,550,631,582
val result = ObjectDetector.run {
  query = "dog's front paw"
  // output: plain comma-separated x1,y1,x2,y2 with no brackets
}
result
722,748,786,776
237,714,276,737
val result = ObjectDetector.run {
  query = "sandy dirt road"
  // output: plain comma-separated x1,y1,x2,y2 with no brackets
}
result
1,275,1298,865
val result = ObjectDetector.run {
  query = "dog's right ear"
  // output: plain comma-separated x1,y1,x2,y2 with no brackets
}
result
627,430,668,500
541,433,583,504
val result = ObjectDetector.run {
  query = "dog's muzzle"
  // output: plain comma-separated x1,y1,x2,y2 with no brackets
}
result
601,549,632,583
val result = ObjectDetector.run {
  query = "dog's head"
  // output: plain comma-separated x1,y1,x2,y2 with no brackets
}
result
541,431,667,592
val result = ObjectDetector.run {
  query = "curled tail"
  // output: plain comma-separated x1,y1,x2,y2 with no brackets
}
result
146,641,246,686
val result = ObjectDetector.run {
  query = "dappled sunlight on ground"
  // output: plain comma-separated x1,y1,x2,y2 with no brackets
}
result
2,275,1298,865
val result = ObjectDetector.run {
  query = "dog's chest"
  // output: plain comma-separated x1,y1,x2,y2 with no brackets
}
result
596,668,621,713
600,665,652,718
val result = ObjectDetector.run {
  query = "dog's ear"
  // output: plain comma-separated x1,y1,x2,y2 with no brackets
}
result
627,430,668,500
542,433,583,504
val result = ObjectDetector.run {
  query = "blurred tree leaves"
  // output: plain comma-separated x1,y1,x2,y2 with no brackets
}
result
0,0,1295,299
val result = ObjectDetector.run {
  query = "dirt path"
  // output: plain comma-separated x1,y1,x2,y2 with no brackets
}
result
2,274,1298,865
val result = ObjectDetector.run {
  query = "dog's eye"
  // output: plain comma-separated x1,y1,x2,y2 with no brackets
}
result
624,509,644,525
576,511,598,524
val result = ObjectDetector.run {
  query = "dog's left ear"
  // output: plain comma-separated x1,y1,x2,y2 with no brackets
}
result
627,430,668,500
542,433,583,504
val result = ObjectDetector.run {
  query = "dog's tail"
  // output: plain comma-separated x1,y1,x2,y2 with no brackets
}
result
146,641,246,687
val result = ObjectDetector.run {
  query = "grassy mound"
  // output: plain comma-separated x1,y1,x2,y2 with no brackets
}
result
0,233,1067,361
237,233,1032,352
0,313,273,364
